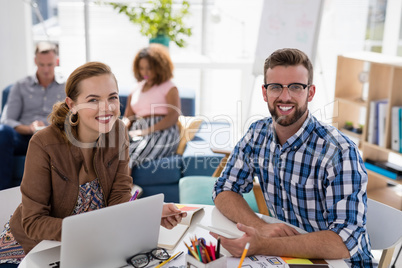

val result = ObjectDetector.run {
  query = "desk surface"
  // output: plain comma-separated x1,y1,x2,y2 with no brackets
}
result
19,205,348,268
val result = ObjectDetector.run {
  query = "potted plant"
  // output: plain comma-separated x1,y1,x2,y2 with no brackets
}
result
105,0,192,47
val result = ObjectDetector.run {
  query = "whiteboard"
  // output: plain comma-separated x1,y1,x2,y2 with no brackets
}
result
252,0,324,76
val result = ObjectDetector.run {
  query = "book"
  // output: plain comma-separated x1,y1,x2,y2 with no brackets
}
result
364,161,402,180
158,205,204,250
391,106,402,152
366,159,402,176
377,101,388,147
400,107,402,153
368,100,376,144
196,223,243,239
368,99,388,145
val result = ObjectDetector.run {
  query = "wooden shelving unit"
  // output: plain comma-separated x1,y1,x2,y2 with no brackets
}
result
333,52,402,210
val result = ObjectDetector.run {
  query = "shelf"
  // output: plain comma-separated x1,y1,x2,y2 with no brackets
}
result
335,97,367,107
366,170,402,186
334,52,402,211
367,186,402,210
340,128,362,140
363,141,402,155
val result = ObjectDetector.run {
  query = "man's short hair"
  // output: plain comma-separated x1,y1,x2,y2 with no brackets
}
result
264,48,313,85
35,41,58,56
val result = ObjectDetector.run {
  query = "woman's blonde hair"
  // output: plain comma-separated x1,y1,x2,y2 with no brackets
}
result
49,62,118,140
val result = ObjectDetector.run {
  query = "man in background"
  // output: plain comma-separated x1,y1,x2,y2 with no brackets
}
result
0,41,65,190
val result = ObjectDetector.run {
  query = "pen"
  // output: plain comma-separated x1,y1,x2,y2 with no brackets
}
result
172,251,184,260
129,189,139,201
237,242,249,268
216,237,221,259
155,251,181,268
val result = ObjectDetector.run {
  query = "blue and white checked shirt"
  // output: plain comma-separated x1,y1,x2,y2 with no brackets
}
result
213,112,375,267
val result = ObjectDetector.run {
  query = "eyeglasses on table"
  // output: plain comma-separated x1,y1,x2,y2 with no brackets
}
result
127,247,170,268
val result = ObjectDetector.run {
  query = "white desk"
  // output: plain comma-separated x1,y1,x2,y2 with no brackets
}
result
19,205,348,268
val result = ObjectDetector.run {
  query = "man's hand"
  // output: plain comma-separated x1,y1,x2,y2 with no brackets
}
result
31,120,46,132
210,223,264,257
209,222,300,257
14,120,46,135
161,203,187,229
257,222,300,237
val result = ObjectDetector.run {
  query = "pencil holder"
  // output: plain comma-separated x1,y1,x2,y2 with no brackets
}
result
186,254,226,268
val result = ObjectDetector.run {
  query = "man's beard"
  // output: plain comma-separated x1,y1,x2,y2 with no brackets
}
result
268,98,308,127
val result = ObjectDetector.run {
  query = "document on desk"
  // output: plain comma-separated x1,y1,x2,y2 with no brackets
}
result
228,255,288,267
158,205,204,250
227,255,330,267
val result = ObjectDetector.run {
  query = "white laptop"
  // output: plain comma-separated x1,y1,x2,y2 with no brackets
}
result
26,194,164,268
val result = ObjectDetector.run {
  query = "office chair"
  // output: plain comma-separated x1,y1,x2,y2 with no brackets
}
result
366,198,402,268
0,186,21,225
178,176,259,213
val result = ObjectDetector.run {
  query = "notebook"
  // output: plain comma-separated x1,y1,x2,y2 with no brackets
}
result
158,204,203,250
26,194,164,268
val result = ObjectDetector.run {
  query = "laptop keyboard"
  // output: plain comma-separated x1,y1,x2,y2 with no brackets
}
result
49,261,60,268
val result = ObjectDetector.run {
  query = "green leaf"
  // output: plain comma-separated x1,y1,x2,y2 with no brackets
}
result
104,0,192,47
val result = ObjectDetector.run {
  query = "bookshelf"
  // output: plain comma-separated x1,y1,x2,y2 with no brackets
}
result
333,52,402,210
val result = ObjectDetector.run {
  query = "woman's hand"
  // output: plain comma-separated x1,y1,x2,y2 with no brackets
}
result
129,129,150,137
161,203,187,229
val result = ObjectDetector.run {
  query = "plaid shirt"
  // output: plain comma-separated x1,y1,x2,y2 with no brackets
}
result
213,112,375,267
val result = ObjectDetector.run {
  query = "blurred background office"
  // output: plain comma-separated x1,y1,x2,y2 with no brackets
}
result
0,0,399,138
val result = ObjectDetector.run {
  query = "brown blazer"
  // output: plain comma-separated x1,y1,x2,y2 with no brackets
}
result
10,120,132,254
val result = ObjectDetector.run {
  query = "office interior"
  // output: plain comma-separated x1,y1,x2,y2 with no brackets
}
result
0,0,402,267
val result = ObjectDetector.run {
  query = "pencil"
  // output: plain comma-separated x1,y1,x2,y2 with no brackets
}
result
237,242,249,268
184,241,200,261
201,244,211,263
155,251,181,268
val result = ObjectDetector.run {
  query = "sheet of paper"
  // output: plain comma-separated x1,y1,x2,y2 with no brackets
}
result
227,255,288,267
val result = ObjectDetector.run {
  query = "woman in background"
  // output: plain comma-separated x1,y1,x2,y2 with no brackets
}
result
123,44,181,168
0,62,185,267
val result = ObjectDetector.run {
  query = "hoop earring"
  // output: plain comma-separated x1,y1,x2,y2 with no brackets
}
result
69,112,79,126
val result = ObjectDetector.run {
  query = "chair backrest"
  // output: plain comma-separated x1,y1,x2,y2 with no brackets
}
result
0,186,21,225
366,198,402,250
366,198,402,268
179,176,259,213
118,94,195,117
1,84,13,113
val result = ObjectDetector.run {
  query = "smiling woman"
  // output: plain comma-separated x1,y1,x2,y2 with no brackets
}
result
0,62,186,265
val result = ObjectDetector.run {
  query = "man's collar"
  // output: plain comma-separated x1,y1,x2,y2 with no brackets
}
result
32,73,64,87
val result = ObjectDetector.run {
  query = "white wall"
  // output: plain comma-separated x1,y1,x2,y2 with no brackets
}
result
0,0,33,98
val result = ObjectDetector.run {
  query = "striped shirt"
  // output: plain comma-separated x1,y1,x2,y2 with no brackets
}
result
213,112,375,267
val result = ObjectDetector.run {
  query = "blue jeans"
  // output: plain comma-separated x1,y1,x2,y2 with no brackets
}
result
0,124,31,190
0,263,19,268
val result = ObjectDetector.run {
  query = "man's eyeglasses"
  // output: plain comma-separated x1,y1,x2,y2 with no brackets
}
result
263,83,310,98
127,247,170,268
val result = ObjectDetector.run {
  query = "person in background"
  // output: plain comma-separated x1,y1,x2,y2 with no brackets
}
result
212,48,375,267
0,62,185,267
0,41,65,190
123,44,181,168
